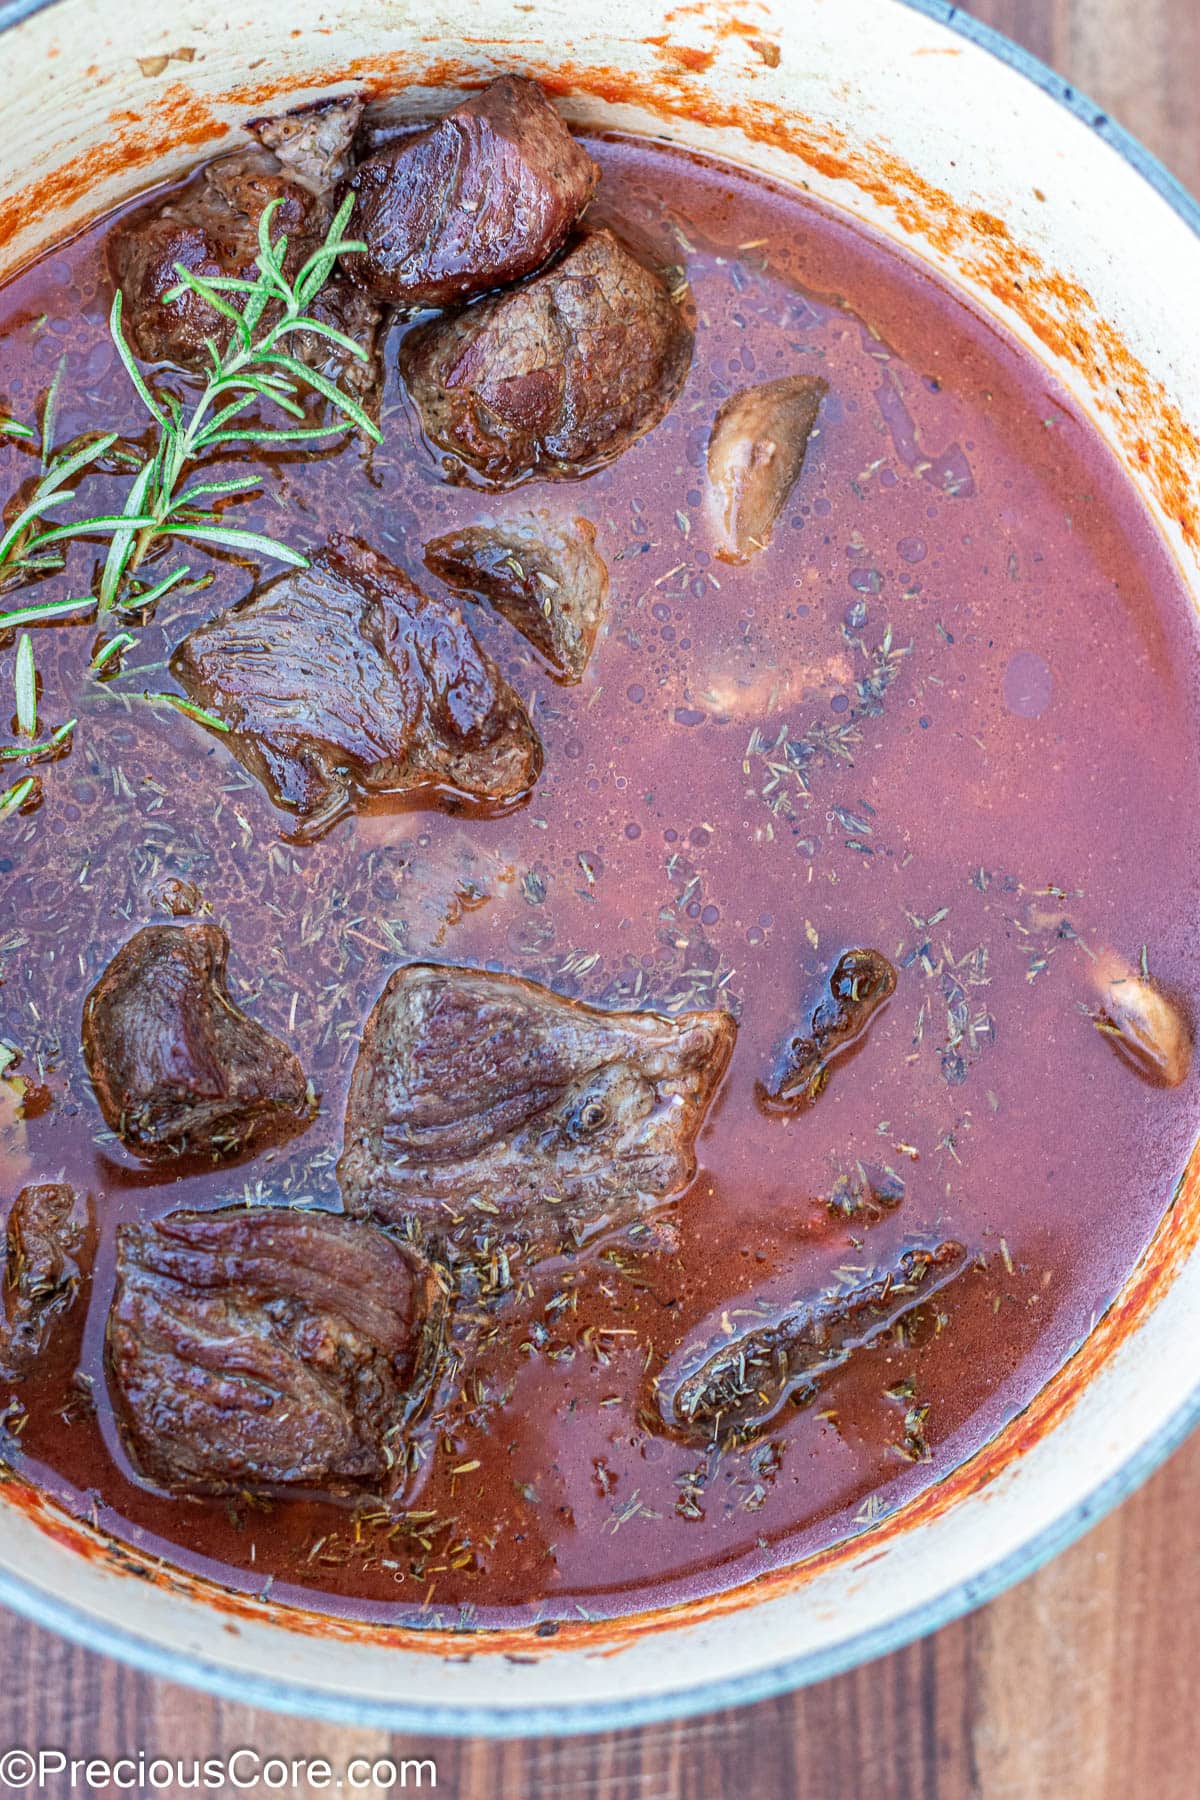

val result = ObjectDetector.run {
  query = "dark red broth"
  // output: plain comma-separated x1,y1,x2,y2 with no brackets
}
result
0,133,1196,1630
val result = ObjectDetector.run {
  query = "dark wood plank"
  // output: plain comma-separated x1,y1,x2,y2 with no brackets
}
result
0,2,1196,1794
965,0,1200,192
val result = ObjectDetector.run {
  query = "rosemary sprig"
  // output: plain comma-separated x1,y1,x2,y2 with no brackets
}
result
99,193,380,610
0,720,75,761
0,192,376,624
145,691,231,733
0,190,381,823
13,632,35,735
0,594,96,632
0,776,36,817
1,628,76,766
0,353,146,594
0,430,150,595
89,631,137,677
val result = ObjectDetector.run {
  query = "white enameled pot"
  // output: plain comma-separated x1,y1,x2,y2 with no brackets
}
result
0,0,1197,1734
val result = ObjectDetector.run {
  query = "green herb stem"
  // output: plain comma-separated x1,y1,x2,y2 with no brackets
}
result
0,190,381,825
102,194,378,607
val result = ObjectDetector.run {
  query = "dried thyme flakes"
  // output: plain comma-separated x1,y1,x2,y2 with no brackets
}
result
512,851,740,1017
898,903,995,1088
745,625,912,819
826,1159,906,1220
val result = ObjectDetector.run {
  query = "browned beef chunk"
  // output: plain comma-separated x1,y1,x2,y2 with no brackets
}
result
294,278,386,410
424,511,608,682
341,76,599,307
400,229,693,485
759,948,896,1112
707,374,828,561
338,963,736,1267
170,534,543,838
82,924,311,1163
109,160,310,367
107,96,383,408
107,1206,446,1495
657,1240,968,1444
245,95,364,190
0,1184,92,1379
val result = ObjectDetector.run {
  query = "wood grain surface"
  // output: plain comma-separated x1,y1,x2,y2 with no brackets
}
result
1,1,1198,1794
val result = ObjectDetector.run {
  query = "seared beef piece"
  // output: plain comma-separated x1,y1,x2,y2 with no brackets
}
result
107,95,384,408
246,96,363,189
707,374,828,562
294,278,386,410
107,1206,446,1495
0,1184,92,1379
759,948,896,1112
109,149,313,367
424,511,608,682
341,76,599,307
400,229,693,485
171,534,543,838
657,1240,968,1444
338,963,736,1264
82,924,310,1163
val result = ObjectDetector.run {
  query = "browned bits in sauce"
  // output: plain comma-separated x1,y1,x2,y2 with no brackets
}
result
759,947,897,1111
658,1239,969,1444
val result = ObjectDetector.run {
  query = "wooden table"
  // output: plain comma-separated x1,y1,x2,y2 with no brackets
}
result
2,2,1198,1793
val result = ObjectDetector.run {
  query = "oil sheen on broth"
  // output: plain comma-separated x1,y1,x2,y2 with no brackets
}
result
0,125,1196,1631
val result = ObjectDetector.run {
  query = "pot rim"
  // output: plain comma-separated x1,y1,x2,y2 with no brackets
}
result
0,0,1197,1736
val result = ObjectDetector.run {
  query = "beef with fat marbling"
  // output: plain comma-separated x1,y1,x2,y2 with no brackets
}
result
107,1206,446,1494
337,962,736,1267
400,228,693,485
170,533,544,837
340,75,599,307
82,923,311,1163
